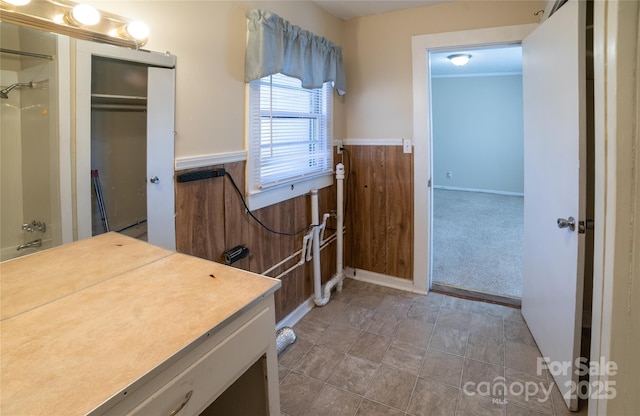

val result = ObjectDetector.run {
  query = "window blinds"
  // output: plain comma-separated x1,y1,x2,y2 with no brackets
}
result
249,73,333,189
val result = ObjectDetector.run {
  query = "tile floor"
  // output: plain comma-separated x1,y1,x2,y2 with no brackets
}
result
278,279,588,416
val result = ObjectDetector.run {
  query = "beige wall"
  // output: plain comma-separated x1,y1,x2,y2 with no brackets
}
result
87,0,345,159
87,1,541,155
342,0,542,139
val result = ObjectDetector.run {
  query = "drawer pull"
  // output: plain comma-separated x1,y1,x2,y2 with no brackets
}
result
167,390,193,416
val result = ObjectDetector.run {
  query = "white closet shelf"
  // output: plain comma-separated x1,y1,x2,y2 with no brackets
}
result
91,94,147,111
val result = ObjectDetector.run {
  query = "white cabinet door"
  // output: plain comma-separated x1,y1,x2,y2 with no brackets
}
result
521,0,586,410
146,67,176,251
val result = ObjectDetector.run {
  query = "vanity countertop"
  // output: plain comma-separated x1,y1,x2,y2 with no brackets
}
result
0,233,280,416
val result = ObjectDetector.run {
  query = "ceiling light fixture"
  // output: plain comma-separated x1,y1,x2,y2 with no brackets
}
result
447,54,472,67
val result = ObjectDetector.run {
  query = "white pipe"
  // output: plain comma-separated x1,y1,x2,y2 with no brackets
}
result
313,163,346,306
262,230,313,276
335,163,345,291
273,232,338,280
319,213,330,243
310,190,323,305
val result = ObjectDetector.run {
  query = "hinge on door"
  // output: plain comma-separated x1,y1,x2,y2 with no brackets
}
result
578,219,594,234
428,179,432,188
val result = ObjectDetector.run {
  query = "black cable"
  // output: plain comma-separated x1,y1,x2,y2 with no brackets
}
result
224,171,312,237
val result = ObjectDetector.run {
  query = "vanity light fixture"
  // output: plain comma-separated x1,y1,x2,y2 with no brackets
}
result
447,54,472,67
0,0,149,49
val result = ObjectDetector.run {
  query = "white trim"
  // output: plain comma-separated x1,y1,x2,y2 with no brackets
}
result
247,173,332,212
344,267,427,295
57,36,73,245
342,138,405,146
433,185,524,197
590,1,639,414
76,39,175,68
276,296,315,330
411,23,538,295
174,151,247,171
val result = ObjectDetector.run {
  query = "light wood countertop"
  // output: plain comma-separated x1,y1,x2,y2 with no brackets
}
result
0,233,281,416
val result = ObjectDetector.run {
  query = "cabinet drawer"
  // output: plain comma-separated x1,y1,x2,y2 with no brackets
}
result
128,307,273,416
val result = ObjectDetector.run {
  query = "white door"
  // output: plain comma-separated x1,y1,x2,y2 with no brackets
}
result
147,67,176,251
522,0,586,411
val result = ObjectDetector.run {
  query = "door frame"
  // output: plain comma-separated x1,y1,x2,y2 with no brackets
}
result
410,23,538,294
590,1,639,414
74,40,175,242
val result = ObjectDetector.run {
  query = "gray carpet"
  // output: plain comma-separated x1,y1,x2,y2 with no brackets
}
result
432,189,523,298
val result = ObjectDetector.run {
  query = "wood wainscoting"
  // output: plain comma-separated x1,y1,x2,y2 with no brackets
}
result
175,145,413,321
175,160,337,322
343,145,414,280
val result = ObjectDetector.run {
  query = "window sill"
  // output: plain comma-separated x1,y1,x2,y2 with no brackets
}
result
246,173,333,212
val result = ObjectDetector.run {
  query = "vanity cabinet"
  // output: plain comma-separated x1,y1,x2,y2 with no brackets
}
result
0,233,281,415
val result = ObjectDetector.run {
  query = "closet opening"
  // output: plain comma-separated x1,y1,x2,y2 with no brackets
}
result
90,56,149,241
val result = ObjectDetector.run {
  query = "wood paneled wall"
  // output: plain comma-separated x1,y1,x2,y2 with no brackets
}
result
175,160,337,322
175,146,413,321
342,145,414,279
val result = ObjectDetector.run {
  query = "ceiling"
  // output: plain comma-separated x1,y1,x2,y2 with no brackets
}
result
430,45,523,77
312,1,523,77
313,0,452,20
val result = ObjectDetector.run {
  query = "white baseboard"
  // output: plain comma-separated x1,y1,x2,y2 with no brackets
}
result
433,185,524,197
344,267,427,295
276,296,315,330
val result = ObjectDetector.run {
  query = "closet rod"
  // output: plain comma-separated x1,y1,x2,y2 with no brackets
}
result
0,48,54,60
91,104,146,111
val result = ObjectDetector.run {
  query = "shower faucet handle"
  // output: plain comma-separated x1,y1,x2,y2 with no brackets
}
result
22,220,46,233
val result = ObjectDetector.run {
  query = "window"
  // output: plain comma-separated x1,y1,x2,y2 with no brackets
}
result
247,73,333,211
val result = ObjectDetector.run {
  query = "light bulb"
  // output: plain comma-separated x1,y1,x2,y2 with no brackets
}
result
71,4,101,26
125,21,149,41
1,0,31,5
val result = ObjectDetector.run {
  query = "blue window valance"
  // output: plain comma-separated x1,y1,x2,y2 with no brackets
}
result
245,9,346,95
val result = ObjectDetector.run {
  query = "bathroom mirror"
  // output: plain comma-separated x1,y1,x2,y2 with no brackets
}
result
0,22,67,261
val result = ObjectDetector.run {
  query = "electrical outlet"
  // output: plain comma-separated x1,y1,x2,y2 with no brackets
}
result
447,171,453,179
336,139,343,154
403,139,412,154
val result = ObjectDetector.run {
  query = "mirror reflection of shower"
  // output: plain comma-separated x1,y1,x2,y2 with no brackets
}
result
0,81,33,99
1,22,62,261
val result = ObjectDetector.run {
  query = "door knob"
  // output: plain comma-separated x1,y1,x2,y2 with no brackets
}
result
557,217,576,231
150,176,159,184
